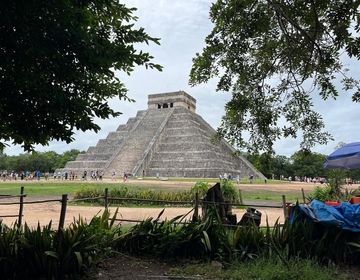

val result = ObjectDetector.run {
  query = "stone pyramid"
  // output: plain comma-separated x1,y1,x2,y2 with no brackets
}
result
60,91,264,178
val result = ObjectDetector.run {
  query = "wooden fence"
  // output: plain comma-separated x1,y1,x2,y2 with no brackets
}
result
0,186,68,231
73,188,300,225
0,186,307,229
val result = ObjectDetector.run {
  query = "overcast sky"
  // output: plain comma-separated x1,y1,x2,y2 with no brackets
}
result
4,0,360,157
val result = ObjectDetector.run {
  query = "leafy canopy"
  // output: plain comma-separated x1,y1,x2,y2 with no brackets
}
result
190,0,360,153
0,0,161,151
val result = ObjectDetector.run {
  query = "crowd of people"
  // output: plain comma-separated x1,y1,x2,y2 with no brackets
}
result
2,170,354,185
0,170,50,181
0,169,132,182
280,175,327,184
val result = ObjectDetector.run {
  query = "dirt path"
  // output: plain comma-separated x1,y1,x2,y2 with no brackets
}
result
0,201,284,228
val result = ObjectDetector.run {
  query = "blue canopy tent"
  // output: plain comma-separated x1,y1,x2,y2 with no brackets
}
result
323,142,360,169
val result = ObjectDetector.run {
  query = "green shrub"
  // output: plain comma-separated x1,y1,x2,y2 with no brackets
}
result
308,184,360,202
74,186,194,206
220,180,238,202
350,187,360,197
307,185,333,202
115,209,208,259
191,181,209,197
327,169,346,197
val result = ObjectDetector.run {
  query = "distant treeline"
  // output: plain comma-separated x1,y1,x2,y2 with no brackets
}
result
245,150,360,181
1,148,360,180
0,149,82,173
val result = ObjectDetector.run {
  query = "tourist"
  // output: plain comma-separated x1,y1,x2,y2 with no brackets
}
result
249,174,254,184
123,172,128,182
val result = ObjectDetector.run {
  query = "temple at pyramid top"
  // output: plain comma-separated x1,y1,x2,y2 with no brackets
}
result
58,91,264,179
148,91,196,112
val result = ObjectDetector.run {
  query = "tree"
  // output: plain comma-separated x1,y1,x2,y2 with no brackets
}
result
56,149,82,169
0,1,161,151
190,0,360,153
246,152,274,178
0,149,82,173
290,150,326,178
272,155,292,179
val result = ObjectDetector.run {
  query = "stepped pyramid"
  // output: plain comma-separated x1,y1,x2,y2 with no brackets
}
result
60,91,264,178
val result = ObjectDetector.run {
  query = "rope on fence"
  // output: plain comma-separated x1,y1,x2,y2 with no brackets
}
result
72,196,194,205
200,200,284,209
0,194,27,200
71,196,105,202
107,197,194,205
0,214,20,218
0,199,62,206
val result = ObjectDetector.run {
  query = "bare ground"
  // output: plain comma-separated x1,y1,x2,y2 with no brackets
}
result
0,202,284,228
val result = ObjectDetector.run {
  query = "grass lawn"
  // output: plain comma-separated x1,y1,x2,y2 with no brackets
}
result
0,179,307,204
0,182,123,196
241,190,305,203
171,258,350,280
0,181,193,197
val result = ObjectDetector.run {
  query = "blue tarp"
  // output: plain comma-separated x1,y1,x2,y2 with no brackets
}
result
323,142,360,169
292,200,360,232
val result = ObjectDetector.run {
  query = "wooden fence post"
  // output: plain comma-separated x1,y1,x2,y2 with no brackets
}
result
104,188,108,210
301,188,306,204
192,192,199,222
238,189,243,205
58,194,68,231
282,194,288,220
18,186,24,227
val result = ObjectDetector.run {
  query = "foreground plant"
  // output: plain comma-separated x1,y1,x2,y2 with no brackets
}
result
0,210,121,279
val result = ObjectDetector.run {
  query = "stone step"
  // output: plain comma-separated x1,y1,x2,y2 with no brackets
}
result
116,124,127,131
160,134,211,143
151,150,237,162
65,161,107,169
157,140,218,151
163,126,209,136
86,146,96,153
149,159,236,169
146,167,241,178
76,153,113,161
88,146,123,154
166,119,200,128
96,138,123,147
106,131,127,140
